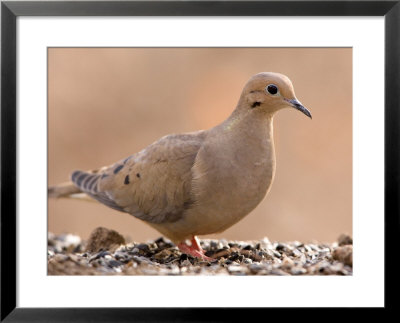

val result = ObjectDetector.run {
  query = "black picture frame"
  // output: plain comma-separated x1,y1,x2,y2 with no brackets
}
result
1,0,398,320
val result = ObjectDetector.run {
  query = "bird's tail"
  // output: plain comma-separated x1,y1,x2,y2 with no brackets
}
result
48,181,95,202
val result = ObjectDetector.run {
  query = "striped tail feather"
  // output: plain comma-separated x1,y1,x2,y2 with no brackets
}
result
48,170,101,200
71,170,101,194
70,170,124,212
50,170,124,212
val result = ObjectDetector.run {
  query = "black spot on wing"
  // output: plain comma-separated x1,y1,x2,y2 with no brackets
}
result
114,164,124,174
136,173,141,178
124,175,130,185
123,156,132,164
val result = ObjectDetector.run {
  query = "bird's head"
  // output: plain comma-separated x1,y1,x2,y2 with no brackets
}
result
240,72,312,119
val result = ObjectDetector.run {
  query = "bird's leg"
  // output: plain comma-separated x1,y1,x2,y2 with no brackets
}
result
177,236,214,261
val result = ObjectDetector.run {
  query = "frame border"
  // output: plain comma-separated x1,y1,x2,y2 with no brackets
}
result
1,0,399,321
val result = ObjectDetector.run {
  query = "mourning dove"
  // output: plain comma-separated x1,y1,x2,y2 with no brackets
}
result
49,72,311,260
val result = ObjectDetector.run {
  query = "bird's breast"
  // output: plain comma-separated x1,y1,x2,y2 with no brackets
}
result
216,149,275,212
187,133,276,234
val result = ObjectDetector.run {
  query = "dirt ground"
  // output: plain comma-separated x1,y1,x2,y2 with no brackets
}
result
48,227,352,276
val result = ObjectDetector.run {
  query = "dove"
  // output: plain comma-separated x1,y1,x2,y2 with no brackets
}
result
49,72,311,261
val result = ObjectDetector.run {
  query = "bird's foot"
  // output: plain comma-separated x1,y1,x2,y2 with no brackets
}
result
177,236,214,262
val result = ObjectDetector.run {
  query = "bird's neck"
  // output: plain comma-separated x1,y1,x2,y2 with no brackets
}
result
222,107,274,142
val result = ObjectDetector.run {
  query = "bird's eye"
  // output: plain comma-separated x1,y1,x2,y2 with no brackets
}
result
266,84,278,95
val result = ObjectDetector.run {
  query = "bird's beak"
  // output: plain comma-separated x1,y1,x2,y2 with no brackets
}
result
285,98,312,119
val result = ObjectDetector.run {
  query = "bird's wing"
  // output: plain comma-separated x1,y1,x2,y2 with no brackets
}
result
71,131,206,224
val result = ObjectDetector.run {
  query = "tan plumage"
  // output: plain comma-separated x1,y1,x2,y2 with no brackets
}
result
49,72,311,259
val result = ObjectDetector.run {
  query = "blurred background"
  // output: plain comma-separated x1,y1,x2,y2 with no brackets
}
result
48,48,352,243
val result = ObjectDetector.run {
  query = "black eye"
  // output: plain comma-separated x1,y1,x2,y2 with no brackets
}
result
266,84,278,95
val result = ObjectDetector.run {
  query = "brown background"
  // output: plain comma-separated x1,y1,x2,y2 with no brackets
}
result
48,48,352,243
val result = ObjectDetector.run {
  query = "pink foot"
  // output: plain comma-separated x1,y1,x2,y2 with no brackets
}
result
177,236,214,262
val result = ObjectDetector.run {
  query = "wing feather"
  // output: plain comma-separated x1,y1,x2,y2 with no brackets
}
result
71,131,206,224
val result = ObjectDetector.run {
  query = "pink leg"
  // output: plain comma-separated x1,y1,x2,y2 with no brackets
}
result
177,236,214,261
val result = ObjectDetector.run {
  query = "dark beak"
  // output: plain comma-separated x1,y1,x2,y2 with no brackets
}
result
286,98,312,119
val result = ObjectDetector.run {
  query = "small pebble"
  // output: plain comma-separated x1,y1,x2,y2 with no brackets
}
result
276,243,286,252
281,256,295,269
136,244,150,252
228,265,247,275
85,227,125,253
292,248,303,258
332,245,353,266
291,267,307,275
272,250,282,258
338,234,353,246
108,260,123,268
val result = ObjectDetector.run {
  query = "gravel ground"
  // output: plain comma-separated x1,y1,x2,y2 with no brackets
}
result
48,227,352,275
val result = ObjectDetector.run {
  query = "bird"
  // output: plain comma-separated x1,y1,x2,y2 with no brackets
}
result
48,72,311,261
